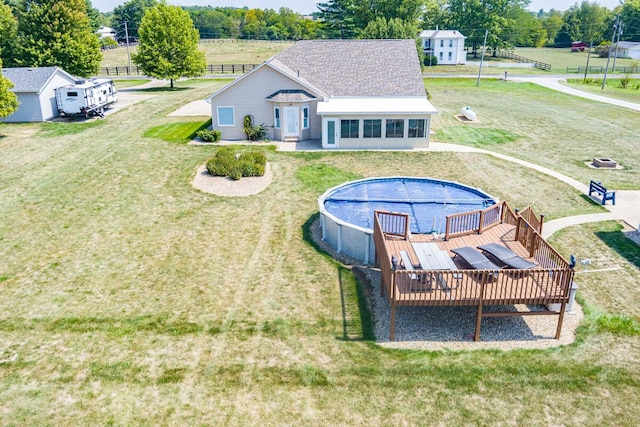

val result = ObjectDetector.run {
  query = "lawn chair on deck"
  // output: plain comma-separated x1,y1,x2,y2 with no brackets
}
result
477,243,538,269
450,246,501,272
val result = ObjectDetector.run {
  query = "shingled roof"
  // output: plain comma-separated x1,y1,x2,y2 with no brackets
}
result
1,67,75,93
270,40,426,97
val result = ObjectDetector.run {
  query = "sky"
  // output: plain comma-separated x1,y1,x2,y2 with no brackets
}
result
95,0,625,15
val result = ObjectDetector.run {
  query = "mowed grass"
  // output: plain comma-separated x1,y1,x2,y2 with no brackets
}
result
565,77,640,103
1,78,640,424
101,39,293,68
516,47,639,73
143,118,211,143
427,78,640,190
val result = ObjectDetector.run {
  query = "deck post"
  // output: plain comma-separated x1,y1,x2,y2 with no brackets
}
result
390,305,396,341
514,216,522,242
478,210,485,234
529,232,537,258
474,278,486,341
555,299,567,339
539,214,545,235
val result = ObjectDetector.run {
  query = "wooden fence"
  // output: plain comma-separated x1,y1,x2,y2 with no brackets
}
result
99,63,259,76
566,65,640,74
496,50,552,71
444,201,504,240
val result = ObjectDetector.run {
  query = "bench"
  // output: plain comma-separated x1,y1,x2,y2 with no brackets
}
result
589,180,616,205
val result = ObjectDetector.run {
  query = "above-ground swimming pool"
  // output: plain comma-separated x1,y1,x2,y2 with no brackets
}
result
318,177,498,264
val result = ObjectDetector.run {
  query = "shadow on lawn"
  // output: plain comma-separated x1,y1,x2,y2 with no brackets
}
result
136,86,191,93
301,213,375,342
595,229,640,269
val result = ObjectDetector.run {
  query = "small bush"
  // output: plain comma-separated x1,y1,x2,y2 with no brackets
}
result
243,115,268,141
619,75,631,89
424,55,438,66
197,128,221,142
205,147,267,180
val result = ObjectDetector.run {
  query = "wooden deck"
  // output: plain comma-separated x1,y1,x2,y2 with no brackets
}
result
373,204,575,342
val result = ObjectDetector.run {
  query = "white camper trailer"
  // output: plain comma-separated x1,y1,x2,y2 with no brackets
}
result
55,78,117,117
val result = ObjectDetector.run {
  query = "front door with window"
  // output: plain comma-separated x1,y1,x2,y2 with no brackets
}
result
284,107,299,138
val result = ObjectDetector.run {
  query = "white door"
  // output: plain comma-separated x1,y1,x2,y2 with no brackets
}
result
284,107,299,137
323,118,338,148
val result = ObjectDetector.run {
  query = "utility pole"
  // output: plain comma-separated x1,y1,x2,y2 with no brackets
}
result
125,21,132,75
476,30,489,87
583,41,593,83
611,22,624,72
602,16,620,90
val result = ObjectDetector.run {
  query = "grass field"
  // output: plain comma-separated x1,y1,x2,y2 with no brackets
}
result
101,39,294,68
427,78,640,190
1,78,640,424
515,47,639,73
564,77,640,103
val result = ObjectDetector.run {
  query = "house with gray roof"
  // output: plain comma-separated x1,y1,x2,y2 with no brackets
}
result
420,30,467,65
205,39,437,149
1,66,77,122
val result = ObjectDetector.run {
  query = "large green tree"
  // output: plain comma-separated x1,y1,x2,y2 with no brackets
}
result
317,0,358,38
620,0,640,42
112,0,158,40
0,0,17,65
12,0,101,76
0,59,19,122
559,1,613,46
132,3,206,88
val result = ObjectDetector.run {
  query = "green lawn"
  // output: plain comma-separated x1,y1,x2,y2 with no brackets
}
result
1,78,639,425
516,47,639,74
427,78,640,190
564,77,640,103
101,39,293,68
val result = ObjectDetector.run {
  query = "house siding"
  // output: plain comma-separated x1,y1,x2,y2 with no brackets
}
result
5,71,77,122
209,66,322,141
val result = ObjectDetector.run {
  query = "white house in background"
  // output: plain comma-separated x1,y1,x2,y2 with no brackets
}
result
205,39,437,149
613,41,640,60
419,30,467,65
1,66,77,122
97,26,116,40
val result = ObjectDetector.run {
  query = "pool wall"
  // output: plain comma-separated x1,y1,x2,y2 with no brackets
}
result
318,176,498,264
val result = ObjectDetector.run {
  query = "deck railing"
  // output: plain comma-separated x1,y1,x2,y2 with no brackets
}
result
444,202,504,240
374,210,410,239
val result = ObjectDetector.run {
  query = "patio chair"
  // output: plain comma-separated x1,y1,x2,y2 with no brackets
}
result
477,243,538,270
450,246,501,271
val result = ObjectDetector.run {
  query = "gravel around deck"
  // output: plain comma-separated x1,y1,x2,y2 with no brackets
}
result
191,163,272,197
309,219,583,352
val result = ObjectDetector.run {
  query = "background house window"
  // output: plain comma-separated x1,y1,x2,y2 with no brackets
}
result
363,119,382,138
274,107,280,128
439,52,443,61
302,107,309,129
449,40,453,47
341,119,359,138
386,119,404,138
448,52,452,61
439,39,443,47
408,119,426,138
217,106,235,126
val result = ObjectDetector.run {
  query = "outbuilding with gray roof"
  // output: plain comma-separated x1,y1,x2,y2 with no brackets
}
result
1,66,77,122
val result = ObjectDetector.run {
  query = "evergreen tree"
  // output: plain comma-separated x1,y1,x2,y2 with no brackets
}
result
317,0,357,38
14,0,101,77
132,4,206,88
0,59,19,122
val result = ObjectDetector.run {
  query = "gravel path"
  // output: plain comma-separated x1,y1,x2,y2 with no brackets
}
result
191,163,272,197
309,220,583,351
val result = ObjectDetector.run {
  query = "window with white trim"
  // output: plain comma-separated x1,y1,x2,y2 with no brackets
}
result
448,52,452,61
274,107,280,128
408,119,426,138
439,52,443,61
363,119,382,138
439,39,443,47
302,106,309,129
386,119,404,138
217,106,235,126
341,119,359,138
449,40,453,47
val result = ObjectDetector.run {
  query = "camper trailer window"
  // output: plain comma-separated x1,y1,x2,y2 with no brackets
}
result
68,92,78,97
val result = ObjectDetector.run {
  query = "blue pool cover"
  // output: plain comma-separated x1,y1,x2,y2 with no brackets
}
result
322,177,497,234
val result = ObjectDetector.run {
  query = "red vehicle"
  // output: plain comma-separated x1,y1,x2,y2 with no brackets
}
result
571,41,587,52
